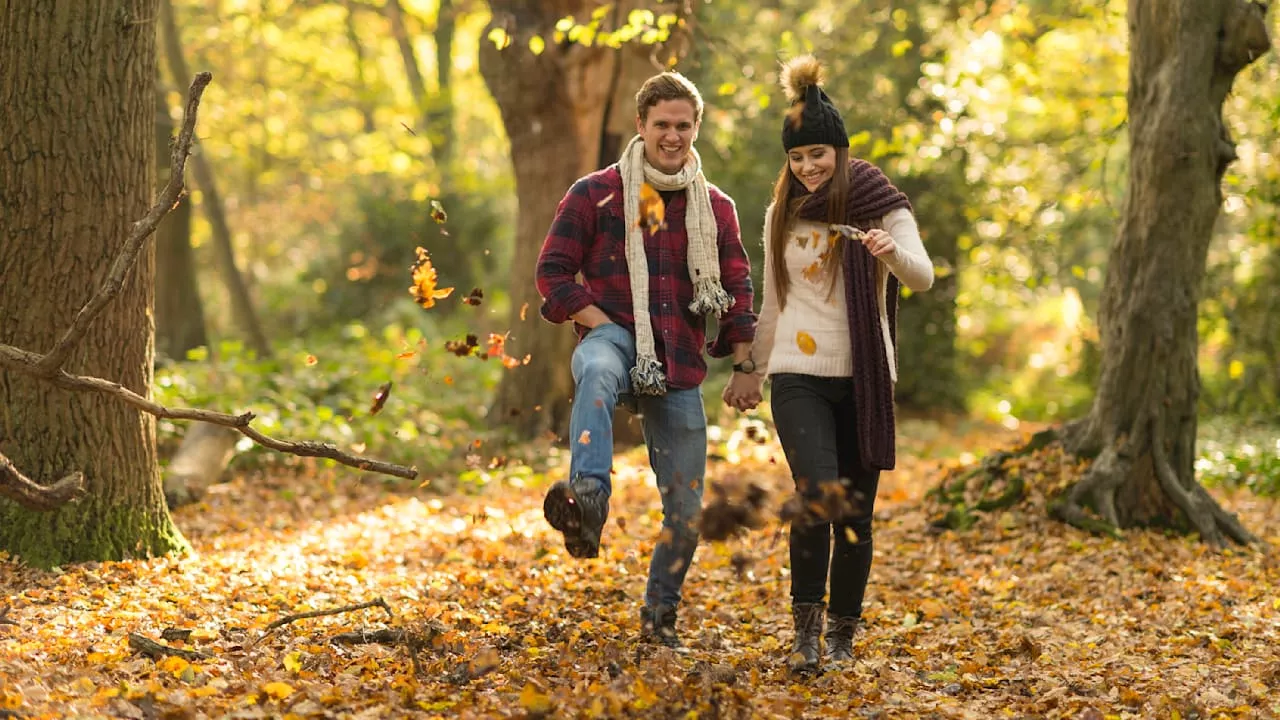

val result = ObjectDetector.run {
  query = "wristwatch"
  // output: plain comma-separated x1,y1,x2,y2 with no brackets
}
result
732,358,757,374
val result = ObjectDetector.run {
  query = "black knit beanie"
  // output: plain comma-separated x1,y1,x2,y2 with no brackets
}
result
782,84,848,150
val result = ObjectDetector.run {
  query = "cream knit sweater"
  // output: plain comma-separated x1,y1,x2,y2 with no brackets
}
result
750,207,934,380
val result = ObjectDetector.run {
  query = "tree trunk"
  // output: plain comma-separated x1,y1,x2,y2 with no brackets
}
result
153,82,209,363
480,1,682,441
159,0,273,360
1055,0,1270,546
0,0,188,568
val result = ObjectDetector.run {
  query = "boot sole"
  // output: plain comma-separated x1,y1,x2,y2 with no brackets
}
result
543,483,598,559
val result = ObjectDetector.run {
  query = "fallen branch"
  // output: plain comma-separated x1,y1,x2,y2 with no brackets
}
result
0,451,85,510
0,606,16,626
128,632,212,661
0,72,417,512
329,623,443,677
252,597,395,648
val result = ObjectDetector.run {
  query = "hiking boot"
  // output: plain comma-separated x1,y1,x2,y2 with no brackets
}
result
543,476,609,559
640,604,681,648
788,602,825,674
825,615,860,664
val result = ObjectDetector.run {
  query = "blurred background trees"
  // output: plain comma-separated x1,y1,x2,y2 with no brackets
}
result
116,0,1276,492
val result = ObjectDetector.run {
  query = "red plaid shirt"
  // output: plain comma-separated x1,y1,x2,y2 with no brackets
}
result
535,165,757,390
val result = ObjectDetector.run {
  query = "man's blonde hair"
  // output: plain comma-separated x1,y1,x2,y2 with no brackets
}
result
635,72,704,123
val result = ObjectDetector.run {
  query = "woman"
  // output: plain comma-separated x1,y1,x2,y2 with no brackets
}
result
735,55,934,673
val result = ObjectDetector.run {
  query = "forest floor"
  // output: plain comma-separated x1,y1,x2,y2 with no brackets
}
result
2,415,1279,719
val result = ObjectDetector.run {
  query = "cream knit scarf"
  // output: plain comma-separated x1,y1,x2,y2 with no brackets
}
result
618,134,733,395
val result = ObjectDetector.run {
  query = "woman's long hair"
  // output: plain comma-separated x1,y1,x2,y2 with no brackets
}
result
766,147,850,311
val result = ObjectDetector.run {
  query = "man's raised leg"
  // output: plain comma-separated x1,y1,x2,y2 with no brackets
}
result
544,323,634,558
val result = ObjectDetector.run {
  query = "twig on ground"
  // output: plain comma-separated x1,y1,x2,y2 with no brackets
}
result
0,605,16,626
253,597,395,646
329,622,444,678
128,632,212,661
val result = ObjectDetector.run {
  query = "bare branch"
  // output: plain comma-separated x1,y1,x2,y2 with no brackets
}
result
0,73,417,512
35,72,212,376
0,345,417,481
0,450,86,511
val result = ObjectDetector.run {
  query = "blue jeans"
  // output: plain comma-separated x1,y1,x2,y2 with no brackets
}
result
568,323,706,609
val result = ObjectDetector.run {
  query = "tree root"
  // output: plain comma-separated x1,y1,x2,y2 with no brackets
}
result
929,428,1055,531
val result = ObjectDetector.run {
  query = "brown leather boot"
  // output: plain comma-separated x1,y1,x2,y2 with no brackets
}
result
788,602,825,674
825,615,859,663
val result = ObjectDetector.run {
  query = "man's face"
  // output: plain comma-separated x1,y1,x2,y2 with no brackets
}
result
636,98,699,175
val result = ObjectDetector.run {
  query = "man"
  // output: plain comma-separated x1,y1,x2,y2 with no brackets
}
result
534,71,760,648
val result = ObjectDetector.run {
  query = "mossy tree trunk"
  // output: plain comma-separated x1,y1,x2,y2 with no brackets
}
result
0,0,188,567
1052,0,1271,545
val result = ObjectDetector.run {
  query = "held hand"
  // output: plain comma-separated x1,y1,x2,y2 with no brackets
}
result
723,372,764,411
861,228,897,258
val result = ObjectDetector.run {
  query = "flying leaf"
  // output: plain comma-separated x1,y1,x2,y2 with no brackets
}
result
369,381,392,415
796,331,817,355
486,333,508,359
637,183,666,234
528,35,545,55
596,192,615,207
446,334,480,357
520,302,529,321
305,354,318,366
409,247,455,309
463,287,484,306
429,199,448,224
486,27,511,50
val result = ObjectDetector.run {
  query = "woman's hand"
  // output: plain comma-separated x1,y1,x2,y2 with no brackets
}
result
860,228,897,258
723,372,764,411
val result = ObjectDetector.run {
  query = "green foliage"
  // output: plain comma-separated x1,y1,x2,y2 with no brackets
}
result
154,319,517,490
1197,419,1280,498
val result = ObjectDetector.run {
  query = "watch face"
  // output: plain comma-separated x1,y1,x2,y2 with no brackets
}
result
738,359,756,373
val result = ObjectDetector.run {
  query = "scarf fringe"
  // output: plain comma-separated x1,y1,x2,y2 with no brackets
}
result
629,356,667,396
689,278,735,317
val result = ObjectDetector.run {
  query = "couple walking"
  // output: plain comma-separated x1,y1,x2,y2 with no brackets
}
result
533,56,934,673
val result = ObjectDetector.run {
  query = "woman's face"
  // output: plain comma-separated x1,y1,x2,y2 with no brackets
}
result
787,144,837,192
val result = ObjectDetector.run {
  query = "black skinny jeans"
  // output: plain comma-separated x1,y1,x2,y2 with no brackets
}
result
771,373,880,620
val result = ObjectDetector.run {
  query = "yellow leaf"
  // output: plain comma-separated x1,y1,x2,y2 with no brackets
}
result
487,27,511,50
891,39,914,57
189,627,219,641
796,331,817,355
529,35,545,55
1228,360,1244,379
519,683,553,713
283,651,303,673
262,681,294,701
159,656,190,677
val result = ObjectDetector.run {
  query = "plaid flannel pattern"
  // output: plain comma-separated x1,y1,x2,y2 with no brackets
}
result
535,165,757,391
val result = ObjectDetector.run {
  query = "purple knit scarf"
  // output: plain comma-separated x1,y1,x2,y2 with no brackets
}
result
789,159,911,470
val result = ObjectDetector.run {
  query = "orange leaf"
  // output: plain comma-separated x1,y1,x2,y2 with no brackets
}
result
637,183,666,234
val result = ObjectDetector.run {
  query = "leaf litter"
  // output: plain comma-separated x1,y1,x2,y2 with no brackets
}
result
2,418,1279,718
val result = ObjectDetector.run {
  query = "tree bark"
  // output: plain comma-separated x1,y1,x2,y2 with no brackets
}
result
386,0,455,168
480,1,687,441
1054,0,1270,546
0,0,188,567
153,82,209,363
158,0,273,360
